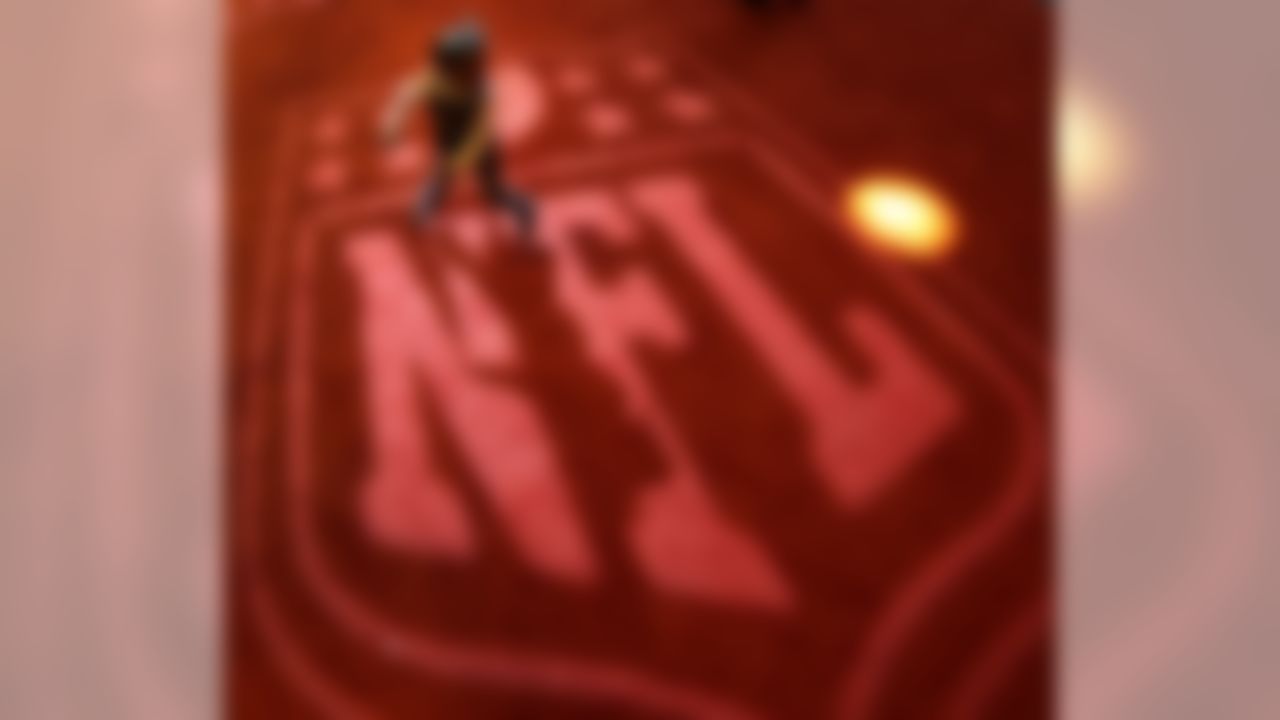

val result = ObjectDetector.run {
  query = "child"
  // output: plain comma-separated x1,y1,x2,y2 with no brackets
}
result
380,20,537,246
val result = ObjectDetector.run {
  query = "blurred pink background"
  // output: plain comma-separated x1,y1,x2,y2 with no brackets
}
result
0,0,219,716
0,0,1277,717
1061,1,1280,718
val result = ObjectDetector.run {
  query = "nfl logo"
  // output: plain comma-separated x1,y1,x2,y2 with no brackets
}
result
235,44,1047,719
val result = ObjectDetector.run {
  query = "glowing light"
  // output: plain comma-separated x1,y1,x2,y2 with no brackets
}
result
844,176,958,259
1059,85,1126,207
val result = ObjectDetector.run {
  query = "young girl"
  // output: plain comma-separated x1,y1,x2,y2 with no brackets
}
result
380,20,536,246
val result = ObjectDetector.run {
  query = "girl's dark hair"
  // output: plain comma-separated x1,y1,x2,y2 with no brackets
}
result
432,19,486,71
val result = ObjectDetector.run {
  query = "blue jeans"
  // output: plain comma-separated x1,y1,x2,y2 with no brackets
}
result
416,147,536,241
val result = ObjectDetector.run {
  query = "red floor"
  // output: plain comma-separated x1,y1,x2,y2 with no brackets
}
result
229,1,1050,717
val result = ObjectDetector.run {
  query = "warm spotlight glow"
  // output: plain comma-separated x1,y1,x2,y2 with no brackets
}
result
844,176,958,259
1059,85,1126,207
